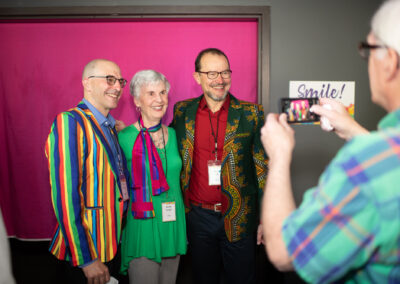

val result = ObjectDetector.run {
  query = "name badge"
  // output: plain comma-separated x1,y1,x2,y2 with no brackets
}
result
119,175,129,201
208,160,222,186
162,201,176,222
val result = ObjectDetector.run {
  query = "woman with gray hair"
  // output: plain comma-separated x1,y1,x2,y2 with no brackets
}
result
118,70,187,284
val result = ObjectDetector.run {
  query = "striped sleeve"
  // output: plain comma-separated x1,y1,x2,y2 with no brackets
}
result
45,112,98,266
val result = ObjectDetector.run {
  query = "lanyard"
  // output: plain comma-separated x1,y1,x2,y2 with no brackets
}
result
105,123,129,203
106,124,124,176
208,109,222,161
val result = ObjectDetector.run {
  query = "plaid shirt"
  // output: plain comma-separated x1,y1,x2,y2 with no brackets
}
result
282,109,400,283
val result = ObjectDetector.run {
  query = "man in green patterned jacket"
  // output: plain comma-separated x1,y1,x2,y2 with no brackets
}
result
170,48,268,284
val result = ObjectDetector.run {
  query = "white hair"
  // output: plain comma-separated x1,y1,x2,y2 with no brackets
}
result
129,70,171,98
371,0,400,56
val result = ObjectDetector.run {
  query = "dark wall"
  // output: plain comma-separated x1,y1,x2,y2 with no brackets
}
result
269,0,385,203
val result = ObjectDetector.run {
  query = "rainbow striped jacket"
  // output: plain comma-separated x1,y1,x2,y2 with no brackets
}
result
45,102,130,266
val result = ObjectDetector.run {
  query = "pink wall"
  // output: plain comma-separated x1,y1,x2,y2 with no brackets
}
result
0,19,258,239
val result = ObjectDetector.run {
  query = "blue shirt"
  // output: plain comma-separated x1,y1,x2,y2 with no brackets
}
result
82,98,121,168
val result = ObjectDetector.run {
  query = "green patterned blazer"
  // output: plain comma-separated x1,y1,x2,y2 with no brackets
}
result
170,94,268,242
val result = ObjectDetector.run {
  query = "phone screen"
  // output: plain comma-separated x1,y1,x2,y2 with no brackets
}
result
280,98,320,123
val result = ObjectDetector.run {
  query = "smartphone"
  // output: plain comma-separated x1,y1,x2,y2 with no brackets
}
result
280,98,320,123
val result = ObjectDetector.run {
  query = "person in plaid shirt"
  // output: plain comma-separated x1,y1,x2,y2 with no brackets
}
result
260,0,400,283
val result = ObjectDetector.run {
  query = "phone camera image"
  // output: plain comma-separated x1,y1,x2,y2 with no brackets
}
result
280,98,320,124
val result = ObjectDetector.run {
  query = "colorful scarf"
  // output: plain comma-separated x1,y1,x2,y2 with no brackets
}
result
131,116,169,219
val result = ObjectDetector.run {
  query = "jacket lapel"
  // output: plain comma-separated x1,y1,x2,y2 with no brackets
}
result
77,102,120,181
222,95,242,164
184,98,201,144
179,96,202,193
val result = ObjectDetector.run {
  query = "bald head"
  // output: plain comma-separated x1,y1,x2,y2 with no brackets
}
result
82,59,124,116
82,59,121,80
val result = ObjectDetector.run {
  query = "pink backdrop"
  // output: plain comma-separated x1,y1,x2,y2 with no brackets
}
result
0,19,258,239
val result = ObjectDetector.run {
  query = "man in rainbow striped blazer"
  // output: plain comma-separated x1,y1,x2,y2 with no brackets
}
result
45,59,130,284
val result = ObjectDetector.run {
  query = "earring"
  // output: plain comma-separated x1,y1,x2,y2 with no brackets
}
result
136,106,141,112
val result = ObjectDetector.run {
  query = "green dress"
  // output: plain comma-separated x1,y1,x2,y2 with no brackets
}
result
118,125,187,274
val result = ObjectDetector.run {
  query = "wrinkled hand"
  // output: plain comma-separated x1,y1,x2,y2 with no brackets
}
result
261,113,295,162
257,224,265,245
115,120,127,132
82,259,110,284
310,98,368,141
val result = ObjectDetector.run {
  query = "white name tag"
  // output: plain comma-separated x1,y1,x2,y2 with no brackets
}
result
162,201,176,222
208,160,222,186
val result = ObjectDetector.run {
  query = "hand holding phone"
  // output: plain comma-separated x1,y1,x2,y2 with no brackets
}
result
320,104,334,131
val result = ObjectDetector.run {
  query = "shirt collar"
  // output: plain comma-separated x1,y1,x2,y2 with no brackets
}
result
378,108,400,130
199,93,231,111
82,98,115,128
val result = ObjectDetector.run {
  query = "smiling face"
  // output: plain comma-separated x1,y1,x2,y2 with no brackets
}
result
194,53,231,103
83,60,123,117
134,81,168,126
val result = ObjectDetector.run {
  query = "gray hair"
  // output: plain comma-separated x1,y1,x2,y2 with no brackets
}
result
130,70,171,98
371,0,400,56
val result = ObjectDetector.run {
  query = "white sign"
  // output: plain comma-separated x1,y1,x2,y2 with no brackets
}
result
289,81,355,115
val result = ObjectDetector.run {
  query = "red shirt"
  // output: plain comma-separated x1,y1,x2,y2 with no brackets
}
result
188,95,230,205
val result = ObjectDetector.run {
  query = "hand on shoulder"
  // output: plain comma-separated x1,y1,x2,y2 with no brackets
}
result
115,120,127,132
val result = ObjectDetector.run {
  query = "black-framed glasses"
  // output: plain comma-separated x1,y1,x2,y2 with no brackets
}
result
88,75,127,88
358,41,387,60
197,70,232,80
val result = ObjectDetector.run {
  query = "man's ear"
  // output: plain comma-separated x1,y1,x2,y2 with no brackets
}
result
384,48,399,81
82,78,91,92
193,72,201,84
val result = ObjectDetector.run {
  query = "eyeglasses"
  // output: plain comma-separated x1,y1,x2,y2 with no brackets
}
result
197,70,232,80
88,75,127,88
358,41,387,60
